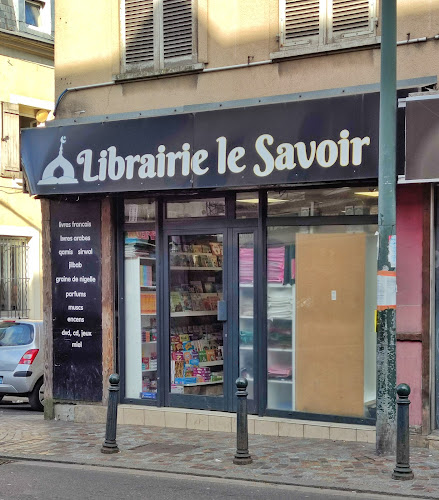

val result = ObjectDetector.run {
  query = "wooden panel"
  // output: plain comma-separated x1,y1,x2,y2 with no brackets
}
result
284,0,320,40
41,199,53,418
125,0,154,64
1,102,20,178
332,0,371,34
295,232,366,417
421,185,431,434
163,0,193,59
101,198,115,404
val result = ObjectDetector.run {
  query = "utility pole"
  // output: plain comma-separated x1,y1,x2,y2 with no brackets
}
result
376,0,397,455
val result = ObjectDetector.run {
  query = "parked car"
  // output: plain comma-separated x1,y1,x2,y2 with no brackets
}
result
0,320,44,411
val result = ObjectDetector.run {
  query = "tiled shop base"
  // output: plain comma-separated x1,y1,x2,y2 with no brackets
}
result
54,404,376,444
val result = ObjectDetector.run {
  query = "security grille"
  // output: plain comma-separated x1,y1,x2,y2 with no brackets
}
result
0,238,30,318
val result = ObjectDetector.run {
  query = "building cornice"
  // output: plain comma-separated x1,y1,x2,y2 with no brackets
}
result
0,28,54,61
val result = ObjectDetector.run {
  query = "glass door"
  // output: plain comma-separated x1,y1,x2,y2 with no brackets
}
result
166,231,226,410
231,228,258,414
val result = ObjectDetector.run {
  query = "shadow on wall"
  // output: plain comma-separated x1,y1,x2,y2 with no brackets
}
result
0,199,41,233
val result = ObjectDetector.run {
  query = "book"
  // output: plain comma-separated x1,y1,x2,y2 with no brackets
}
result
209,242,223,256
141,292,156,314
170,292,183,312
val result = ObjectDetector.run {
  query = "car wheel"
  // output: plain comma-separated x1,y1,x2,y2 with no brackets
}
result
29,378,44,412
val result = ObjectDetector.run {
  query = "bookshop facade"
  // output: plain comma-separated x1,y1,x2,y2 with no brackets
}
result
22,92,380,424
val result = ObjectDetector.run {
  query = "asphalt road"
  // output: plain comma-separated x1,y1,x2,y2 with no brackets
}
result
0,396,37,417
0,461,421,500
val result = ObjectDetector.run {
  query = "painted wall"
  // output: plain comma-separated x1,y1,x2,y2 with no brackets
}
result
54,0,439,119
396,184,424,427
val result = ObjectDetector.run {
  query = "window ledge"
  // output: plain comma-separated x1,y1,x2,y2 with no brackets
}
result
114,63,205,83
271,36,380,61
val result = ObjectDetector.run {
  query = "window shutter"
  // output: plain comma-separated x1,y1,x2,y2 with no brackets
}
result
283,0,320,44
162,0,193,60
331,0,372,37
125,0,154,65
1,103,20,178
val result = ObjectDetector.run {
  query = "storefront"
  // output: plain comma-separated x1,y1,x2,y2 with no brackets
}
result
21,91,381,426
405,93,439,432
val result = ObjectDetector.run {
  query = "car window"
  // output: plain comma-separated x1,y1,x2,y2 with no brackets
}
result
0,323,34,346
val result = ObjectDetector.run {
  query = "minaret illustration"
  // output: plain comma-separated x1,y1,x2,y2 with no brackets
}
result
38,136,79,185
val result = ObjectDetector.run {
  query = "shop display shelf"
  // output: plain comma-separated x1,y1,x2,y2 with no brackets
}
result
140,285,156,290
268,378,293,384
171,310,218,317
183,380,223,387
239,315,253,320
140,256,156,261
142,341,157,345
171,252,217,256
141,313,157,317
142,369,157,373
170,266,222,271
239,346,293,352
198,360,223,367
239,283,292,288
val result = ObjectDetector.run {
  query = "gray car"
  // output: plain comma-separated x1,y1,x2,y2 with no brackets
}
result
0,320,44,411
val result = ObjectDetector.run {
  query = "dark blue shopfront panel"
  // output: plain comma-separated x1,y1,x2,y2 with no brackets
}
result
21,93,379,196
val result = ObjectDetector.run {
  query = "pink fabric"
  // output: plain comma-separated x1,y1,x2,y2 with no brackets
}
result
239,246,286,283
396,341,422,427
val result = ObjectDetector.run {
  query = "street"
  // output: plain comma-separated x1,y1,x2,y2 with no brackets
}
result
0,461,417,500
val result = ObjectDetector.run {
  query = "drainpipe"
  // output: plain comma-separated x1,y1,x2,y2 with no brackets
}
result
376,0,397,456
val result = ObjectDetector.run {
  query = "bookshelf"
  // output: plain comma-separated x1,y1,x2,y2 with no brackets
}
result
124,231,158,401
169,234,224,395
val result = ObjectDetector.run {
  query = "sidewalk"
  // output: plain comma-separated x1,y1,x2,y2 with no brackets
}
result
1,411,439,499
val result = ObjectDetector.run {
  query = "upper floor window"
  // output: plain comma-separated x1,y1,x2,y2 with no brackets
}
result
278,0,377,56
25,0,42,27
122,0,197,73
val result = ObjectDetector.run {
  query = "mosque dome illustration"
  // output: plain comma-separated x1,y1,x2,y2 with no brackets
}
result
38,136,79,185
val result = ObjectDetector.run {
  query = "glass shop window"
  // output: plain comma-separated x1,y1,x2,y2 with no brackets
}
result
124,199,155,223
124,230,158,400
266,224,377,419
267,187,378,217
166,198,225,219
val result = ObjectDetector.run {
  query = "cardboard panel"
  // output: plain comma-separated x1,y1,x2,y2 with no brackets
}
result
295,232,366,417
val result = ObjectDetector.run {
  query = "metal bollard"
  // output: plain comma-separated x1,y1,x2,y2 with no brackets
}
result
233,377,252,465
392,383,414,480
101,373,120,454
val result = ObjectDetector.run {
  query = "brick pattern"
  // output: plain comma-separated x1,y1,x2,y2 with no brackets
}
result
2,408,439,498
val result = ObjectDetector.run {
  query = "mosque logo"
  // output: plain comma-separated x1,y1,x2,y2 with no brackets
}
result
38,136,79,185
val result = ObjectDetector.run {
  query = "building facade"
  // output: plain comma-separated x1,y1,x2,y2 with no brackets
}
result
21,0,439,444
0,0,54,320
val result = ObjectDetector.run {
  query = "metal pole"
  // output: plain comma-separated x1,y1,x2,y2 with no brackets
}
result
233,377,252,465
376,0,397,456
101,373,120,454
392,383,414,480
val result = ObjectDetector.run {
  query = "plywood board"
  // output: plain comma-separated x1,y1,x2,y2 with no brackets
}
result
295,232,366,417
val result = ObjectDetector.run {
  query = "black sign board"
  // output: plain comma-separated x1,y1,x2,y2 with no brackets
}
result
406,97,439,181
51,200,102,402
21,93,379,195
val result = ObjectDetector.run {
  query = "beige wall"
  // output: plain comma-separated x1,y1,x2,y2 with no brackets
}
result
0,48,53,320
54,0,439,120
0,55,53,105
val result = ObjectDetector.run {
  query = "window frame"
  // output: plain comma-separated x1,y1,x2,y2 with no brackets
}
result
0,237,30,319
120,0,201,77
19,0,53,39
274,0,379,60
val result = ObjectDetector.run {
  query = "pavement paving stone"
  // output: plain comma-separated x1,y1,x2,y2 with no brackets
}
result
1,412,439,497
